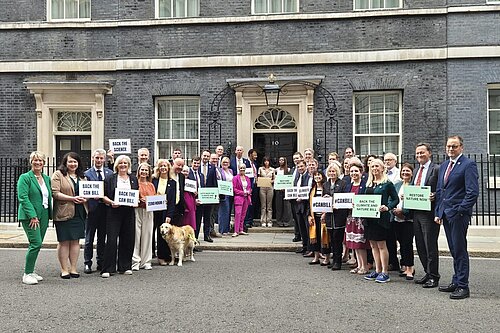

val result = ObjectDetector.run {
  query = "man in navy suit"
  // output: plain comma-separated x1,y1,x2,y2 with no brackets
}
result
230,146,250,175
435,136,479,299
412,142,441,288
83,149,113,274
293,159,309,254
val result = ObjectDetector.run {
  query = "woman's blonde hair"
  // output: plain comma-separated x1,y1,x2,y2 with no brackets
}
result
153,159,171,179
136,162,152,182
113,155,131,173
366,158,388,187
326,163,341,180
29,151,46,164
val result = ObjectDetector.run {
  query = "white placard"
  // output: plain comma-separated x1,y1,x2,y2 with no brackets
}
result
79,181,104,198
114,189,139,207
109,139,131,154
297,186,310,200
245,167,255,178
284,187,298,200
333,192,355,209
311,197,333,213
184,179,197,193
146,195,167,212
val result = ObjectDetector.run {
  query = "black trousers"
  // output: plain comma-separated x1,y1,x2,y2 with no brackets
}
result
294,205,309,251
394,221,414,267
414,211,440,279
154,210,172,261
386,222,400,269
327,227,345,265
274,190,292,226
290,200,301,239
84,203,107,268
195,204,212,239
102,206,135,273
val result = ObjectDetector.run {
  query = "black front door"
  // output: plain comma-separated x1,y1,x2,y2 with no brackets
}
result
253,133,297,168
56,135,92,170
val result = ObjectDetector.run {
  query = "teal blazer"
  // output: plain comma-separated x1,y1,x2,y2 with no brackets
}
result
364,180,399,229
17,170,53,221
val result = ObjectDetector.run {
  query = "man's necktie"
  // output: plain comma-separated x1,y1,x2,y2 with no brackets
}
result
97,169,103,181
444,161,454,183
415,166,424,186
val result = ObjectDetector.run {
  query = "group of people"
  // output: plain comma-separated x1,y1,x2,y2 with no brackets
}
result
17,135,479,300
288,137,478,300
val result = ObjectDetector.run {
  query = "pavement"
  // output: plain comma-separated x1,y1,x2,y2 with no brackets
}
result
1,222,499,257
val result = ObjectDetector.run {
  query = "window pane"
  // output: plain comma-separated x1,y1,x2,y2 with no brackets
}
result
171,100,185,118
370,136,384,155
80,0,91,18
185,100,199,118
270,0,282,13
372,0,383,9
490,89,500,109
52,0,64,19
385,0,400,8
489,111,500,131
159,0,171,17
158,100,170,119
355,94,369,114
185,120,198,139
284,0,296,12
171,120,184,139
65,0,78,19
355,136,370,156
187,0,199,16
370,95,384,114
370,114,384,134
490,134,500,155
384,136,399,155
385,113,399,133
174,0,185,17
355,0,369,9
254,0,267,13
385,94,399,113
158,120,170,139
355,114,369,134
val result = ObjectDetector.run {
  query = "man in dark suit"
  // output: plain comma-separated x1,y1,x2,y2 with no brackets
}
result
435,135,479,300
290,152,303,242
293,159,309,254
83,149,113,274
166,157,186,226
230,146,250,176
244,148,259,229
412,142,441,288
198,150,217,242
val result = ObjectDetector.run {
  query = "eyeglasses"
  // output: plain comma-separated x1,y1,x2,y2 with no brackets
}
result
446,144,460,149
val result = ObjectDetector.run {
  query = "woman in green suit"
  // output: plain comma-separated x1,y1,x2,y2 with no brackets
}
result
17,151,52,285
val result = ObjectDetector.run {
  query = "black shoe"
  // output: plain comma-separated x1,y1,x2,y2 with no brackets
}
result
439,283,458,293
450,287,470,300
331,263,341,270
69,272,80,278
308,261,320,265
422,278,439,288
84,265,92,274
193,248,203,253
295,248,305,254
327,264,334,269
292,237,302,242
204,236,213,243
60,273,71,279
245,224,253,229
414,275,430,285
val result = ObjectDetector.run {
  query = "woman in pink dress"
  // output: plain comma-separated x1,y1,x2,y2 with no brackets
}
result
232,163,251,237
181,165,197,230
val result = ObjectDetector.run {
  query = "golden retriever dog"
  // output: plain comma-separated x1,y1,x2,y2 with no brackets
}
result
159,223,197,266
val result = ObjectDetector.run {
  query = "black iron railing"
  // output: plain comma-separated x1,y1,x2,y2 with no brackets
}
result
2,155,499,225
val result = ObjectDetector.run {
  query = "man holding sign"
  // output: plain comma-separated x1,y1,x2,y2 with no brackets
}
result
411,142,441,288
83,149,113,274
